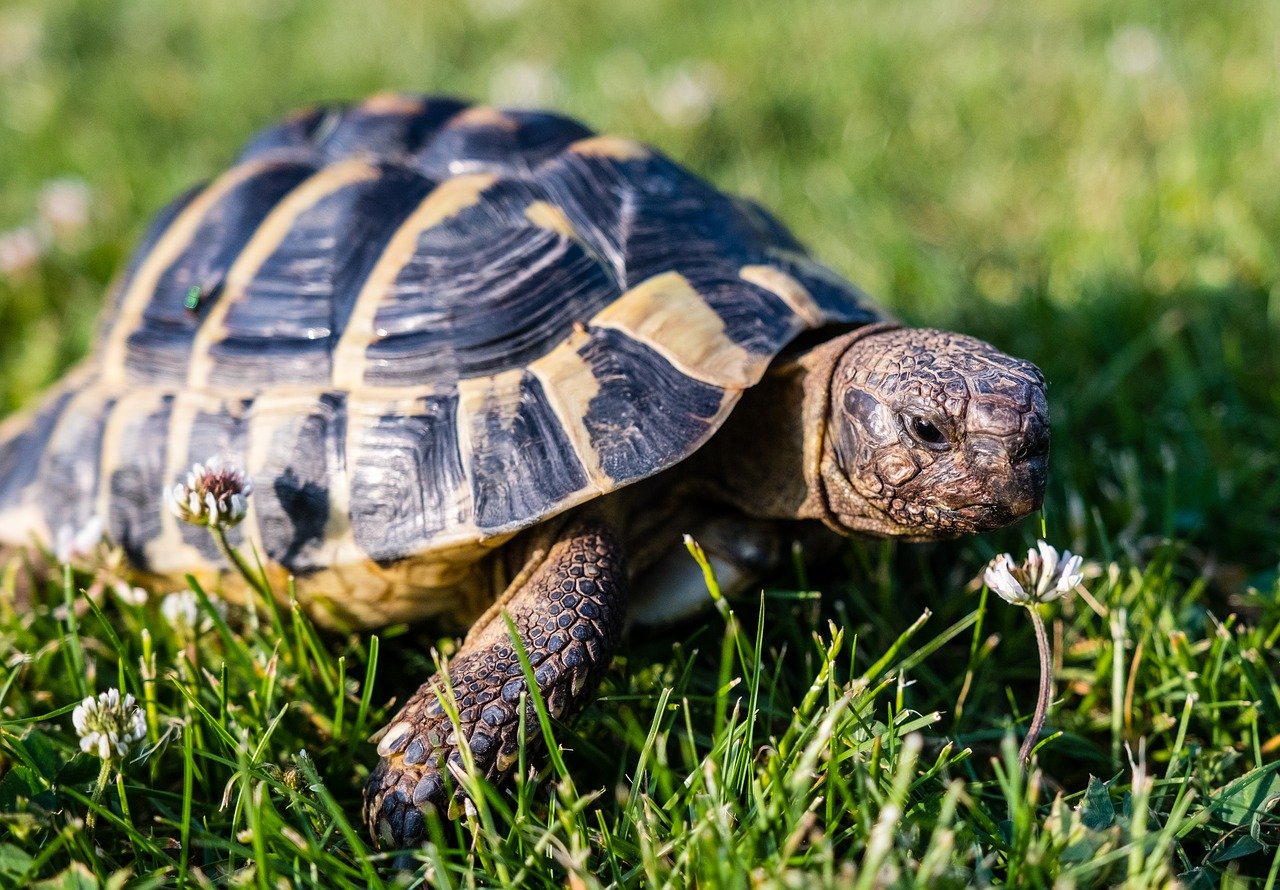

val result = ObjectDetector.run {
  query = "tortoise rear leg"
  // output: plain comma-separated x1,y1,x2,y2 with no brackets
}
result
364,518,626,847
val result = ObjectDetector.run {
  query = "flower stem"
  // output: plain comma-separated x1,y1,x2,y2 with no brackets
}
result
1019,606,1053,764
140,629,159,743
86,758,112,830
210,525,268,632
115,769,132,824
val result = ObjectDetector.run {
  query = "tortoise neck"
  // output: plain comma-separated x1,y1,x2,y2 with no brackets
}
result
695,324,899,525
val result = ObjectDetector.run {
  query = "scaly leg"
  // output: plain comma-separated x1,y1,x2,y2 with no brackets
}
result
363,518,626,847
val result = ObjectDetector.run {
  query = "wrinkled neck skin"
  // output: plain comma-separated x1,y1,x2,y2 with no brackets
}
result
694,324,898,531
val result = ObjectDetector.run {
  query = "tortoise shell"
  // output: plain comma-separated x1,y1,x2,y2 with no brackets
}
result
0,94,882,602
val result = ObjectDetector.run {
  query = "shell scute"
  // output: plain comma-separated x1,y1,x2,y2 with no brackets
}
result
104,392,174,568
252,391,346,573
236,96,469,167
350,393,467,563
577,327,728,484
364,187,619,386
412,107,593,179
459,372,591,534
38,386,118,542
0,387,77,524
121,161,316,385
200,162,437,388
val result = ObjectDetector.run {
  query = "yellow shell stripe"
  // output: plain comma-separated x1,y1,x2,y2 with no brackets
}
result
330,172,499,390
100,159,283,386
568,136,651,161
358,92,428,116
523,201,577,238
739,265,825,328
328,173,499,553
186,159,382,389
449,105,519,131
589,271,767,389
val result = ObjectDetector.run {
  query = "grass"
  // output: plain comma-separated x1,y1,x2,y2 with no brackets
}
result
1,0,1279,885
2,536,1278,886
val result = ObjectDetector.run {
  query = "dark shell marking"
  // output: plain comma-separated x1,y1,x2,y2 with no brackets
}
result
205,164,436,388
0,94,882,576
350,394,465,564
105,393,175,568
0,387,78,520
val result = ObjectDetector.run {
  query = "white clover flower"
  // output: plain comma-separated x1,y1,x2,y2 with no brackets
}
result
0,226,42,279
37,177,92,242
983,540,1084,606
0,13,40,76
110,581,149,607
161,589,222,637
489,58,559,106
164,457,253,529
53,514,104,565
71,688,146,761
1107,25,1161,77
466,0,527,22
649,61,722,128
161,590,200,635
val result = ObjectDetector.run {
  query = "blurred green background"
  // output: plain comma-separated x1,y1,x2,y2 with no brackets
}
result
1,0,1278,571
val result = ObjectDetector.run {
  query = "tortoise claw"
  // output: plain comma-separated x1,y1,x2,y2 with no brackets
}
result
364,756,439,848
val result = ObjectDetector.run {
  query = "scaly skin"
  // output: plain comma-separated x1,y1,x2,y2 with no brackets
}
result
822,327,1049,538
364,520,625,847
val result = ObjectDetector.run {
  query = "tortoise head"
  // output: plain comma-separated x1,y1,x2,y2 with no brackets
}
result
816,326,1049,540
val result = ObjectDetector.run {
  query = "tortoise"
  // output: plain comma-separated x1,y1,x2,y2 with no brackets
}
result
0,94,1049,847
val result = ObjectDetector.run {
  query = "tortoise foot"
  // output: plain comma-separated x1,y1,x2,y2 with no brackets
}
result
363,518,625,848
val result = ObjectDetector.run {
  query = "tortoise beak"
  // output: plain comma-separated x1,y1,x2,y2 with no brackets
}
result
1005,452,1048,519
957,399,1049,529
987,402,1050,523
1009,401,1050,517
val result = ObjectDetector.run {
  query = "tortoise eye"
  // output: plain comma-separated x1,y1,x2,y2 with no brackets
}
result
908,416,948,449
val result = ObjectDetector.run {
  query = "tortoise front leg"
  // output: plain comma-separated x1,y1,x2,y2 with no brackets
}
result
363,518,626,848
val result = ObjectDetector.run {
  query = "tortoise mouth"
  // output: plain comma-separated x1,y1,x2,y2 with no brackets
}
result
821,449,1048,540
932,452,1048,533
860,451,1048,540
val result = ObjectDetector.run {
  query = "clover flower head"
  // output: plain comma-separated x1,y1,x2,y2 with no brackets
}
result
161,590,200,635
110,580,148,607
72,688,146,761
161,589,222,637
280,749,317,795
0,226,42,279
165,457,253,529
53,514,104,565
983,540,1084,606
38,177,92,241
